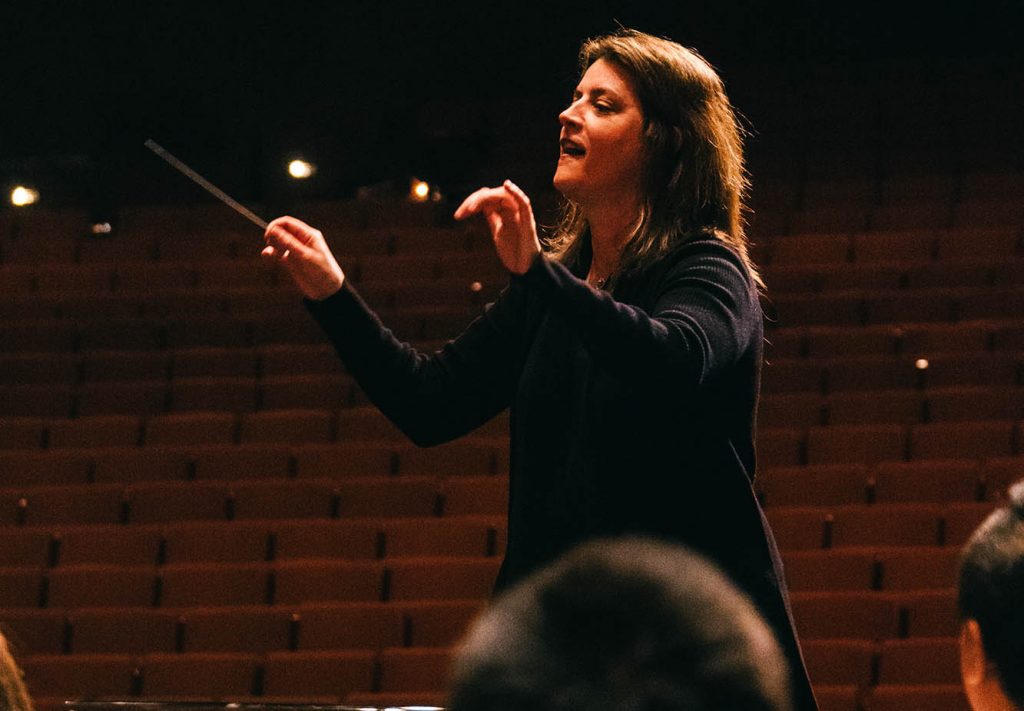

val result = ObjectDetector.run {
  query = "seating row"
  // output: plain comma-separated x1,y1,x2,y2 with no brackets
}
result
2,413,1019,468
0,211,488,264
0,279,505,320
758,459,1021,506
2,321,1020,387
763,257,1024,294
0,556,502,608
0,252,506,293
0,517,506,567
751,200,1022,237
0,590,961,658
0,408,508,449
0,441,507,485
760,387,1024,427
765,286,1024,327
20,646,455,700
4,378,1021,423
0,498,1001,566
0,309,475,351
0,475,508,526
14,637,970,702
766,321,1024,359
3,600,482,655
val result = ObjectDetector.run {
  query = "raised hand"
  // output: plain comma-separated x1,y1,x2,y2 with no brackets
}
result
454,180,541,275
262,216,346,300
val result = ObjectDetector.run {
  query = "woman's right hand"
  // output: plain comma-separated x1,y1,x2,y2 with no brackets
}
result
262,216,346,300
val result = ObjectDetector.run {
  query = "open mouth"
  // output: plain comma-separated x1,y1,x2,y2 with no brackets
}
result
560,139,586,157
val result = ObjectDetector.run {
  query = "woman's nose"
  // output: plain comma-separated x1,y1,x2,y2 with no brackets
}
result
559,100,582,128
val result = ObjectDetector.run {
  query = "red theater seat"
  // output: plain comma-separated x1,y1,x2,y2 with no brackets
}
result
48,415,142,449
800,639,877,687
46,565,155,608
333,476,440,518
179,606,293,652
230,479,339,520
138,652,260,698
863,685,969,711
872,461,982,504
758,465,869,507
272,519,381,561
158,562,271,607
161,520,271,564
382,517,502,558
0,610,66,655
54,525,162,566
21,653,137,699
144,412,238,446
396,599,484,647
262,649,376,699
293,442,396,479
16,484,125,526
790,591,899,640
829,504,942,547
0,451,92,487
124,481,231,523
378,646,453,693
67,608,179,654
896,590,959,638
292,602,404,650
273,559,384,604
239,409,335,444
384,557,500,601
877,638,960,685
440,476,508,516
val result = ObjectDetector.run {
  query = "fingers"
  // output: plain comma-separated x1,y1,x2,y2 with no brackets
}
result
503,179,534,228
265,216,321,247
261,245,291,260
454,186,517,221
265,224,307,258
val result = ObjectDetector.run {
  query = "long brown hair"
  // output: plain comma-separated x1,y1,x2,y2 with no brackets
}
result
547,29,762,289
0,633,34,711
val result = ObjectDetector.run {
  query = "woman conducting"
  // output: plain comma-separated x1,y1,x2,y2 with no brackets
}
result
263,29,817,709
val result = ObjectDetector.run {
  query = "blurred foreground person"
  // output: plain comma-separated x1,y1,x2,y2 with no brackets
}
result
959,479,1024,711
448,537,792,711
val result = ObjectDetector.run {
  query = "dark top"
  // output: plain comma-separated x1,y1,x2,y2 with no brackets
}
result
306,234,818,710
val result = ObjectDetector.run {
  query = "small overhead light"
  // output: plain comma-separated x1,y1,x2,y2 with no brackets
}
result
914,358,929,370
410,178,430,202
10,186,39,207
287,159,316,179
469,281,483,293
90,222,113,236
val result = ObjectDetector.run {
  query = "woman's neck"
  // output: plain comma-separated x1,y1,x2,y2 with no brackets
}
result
585,198,641,286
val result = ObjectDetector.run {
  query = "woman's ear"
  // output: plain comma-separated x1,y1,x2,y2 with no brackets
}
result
960,619,986,687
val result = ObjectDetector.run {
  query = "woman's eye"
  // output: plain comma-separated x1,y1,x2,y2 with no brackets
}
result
594,102,614,114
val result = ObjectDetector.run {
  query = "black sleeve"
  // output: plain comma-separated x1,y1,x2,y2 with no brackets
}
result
304,278,531,447
514,240,759,397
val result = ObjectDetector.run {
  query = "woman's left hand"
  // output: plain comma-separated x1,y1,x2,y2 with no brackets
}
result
454,180,541,275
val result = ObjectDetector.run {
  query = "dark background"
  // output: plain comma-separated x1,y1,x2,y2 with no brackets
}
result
2,1,1021,211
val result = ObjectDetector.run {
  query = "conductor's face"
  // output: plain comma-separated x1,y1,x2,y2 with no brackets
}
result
554,58,646,205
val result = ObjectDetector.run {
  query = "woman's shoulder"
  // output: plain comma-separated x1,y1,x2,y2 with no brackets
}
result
657,230,754,285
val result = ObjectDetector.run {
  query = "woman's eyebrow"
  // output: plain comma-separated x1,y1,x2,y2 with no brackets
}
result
573,87,620,101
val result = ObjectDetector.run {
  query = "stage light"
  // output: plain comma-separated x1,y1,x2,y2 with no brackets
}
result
915,358,929,370
10,186,39,206
287,159,316,179
91,222,113,235
410,178,430,202
469,281,483,292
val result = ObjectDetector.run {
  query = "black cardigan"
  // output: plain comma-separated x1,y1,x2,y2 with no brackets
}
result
306,235,818,710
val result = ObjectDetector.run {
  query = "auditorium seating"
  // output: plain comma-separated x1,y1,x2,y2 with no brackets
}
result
2,66,1021,711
